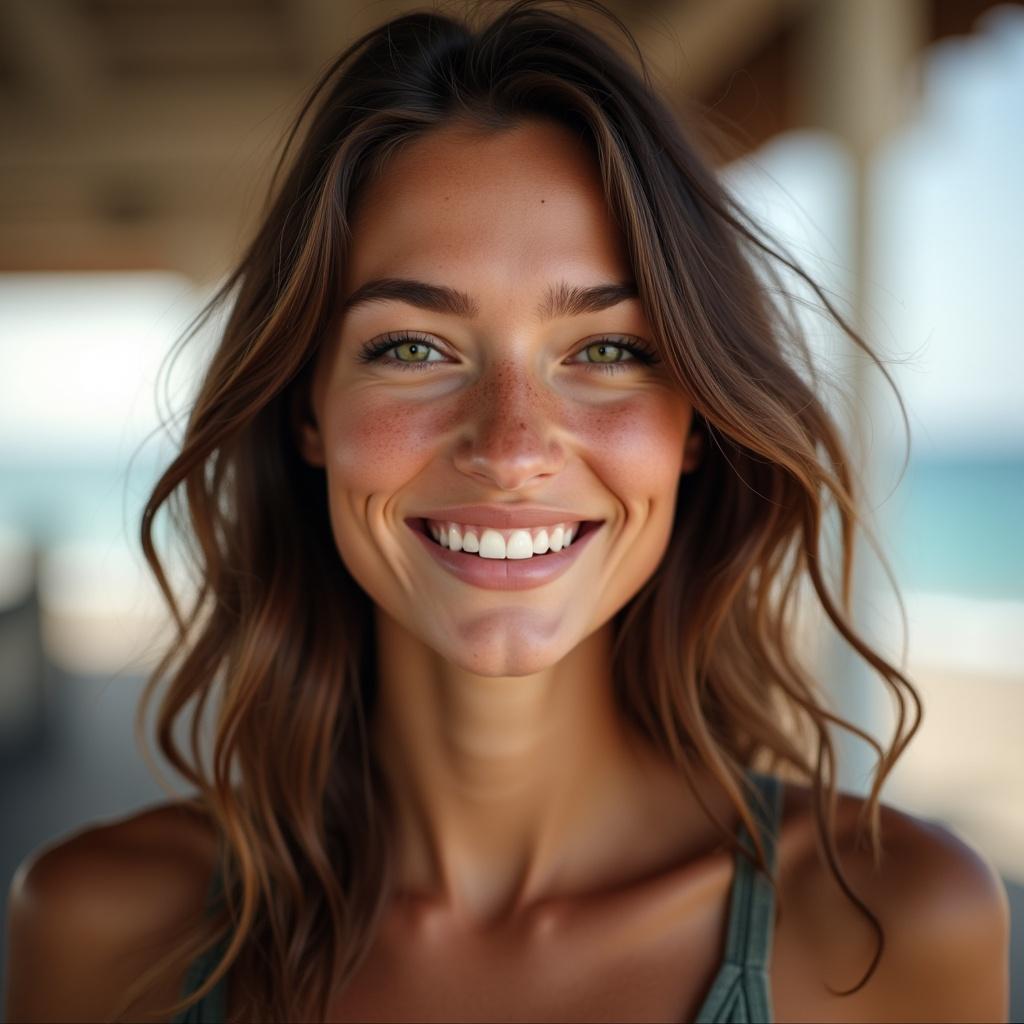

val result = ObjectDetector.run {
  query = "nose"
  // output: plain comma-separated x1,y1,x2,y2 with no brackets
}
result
451,364,567,491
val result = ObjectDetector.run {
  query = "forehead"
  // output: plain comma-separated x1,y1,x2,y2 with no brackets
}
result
343,118,632,295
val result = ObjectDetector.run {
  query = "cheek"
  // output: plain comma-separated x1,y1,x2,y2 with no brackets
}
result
566,391,691,497
320,389,445,493
316,389,447,596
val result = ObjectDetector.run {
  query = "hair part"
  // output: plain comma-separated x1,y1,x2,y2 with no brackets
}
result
126,1,920,1020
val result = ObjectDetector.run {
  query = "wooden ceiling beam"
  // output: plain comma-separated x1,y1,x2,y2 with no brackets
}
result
0,0,103,115
632,0,813,97
292,0,414,71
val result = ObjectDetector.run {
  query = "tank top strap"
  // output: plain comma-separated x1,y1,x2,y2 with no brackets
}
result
691,769,782,1023
171,863,229,1023
721,768,783,971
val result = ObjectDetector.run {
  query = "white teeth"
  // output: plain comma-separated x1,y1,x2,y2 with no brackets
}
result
423,519,588,559
506,529,534,559
478,529,506,559
473,528,536,561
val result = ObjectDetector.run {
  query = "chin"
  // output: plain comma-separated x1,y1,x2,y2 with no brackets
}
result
424,619,574,679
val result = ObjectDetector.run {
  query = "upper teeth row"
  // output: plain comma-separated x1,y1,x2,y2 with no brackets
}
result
427,520,580,558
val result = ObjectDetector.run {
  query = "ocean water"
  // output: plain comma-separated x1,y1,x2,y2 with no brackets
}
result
0,453,169,552
879,454,1024,602
0,452,1021,601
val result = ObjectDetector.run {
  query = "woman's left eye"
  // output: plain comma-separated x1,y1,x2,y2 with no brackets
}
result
356,333,659,373
571,338,659,373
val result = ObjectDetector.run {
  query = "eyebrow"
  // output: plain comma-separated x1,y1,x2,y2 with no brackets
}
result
339,277,640,321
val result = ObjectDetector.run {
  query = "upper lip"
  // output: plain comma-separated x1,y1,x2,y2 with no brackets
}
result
411,505,601,530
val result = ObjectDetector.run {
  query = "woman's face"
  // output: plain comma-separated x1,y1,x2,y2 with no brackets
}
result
299,117,702,676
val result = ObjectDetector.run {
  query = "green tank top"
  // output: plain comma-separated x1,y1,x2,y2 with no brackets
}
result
172,769,782,1023
692,768,781,1022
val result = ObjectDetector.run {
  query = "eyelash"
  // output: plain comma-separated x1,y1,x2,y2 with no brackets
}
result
356,331,660,375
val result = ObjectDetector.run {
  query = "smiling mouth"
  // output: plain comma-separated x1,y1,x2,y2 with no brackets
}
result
408,517,603,558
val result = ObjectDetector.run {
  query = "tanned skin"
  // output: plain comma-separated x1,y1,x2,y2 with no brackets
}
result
5,118,1009,1023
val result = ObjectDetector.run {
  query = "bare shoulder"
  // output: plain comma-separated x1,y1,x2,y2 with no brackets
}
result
773,777,1011,1023
5,799,219,1023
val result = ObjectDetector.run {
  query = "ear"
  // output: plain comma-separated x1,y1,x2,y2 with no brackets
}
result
290,378,325,468
681,420,705,474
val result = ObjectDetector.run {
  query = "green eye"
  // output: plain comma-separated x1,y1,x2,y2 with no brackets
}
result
583,341,630,364
392,341,433,363
573,337,659,374
357,333,445,369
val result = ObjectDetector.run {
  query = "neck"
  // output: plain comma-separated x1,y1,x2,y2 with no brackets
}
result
369,610,673,927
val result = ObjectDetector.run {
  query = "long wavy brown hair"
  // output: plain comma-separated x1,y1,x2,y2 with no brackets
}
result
124,0,921,1020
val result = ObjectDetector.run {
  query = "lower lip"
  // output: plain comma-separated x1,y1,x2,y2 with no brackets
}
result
407,519,603,591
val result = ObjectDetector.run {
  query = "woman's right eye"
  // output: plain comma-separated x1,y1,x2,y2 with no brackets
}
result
356,333,448,370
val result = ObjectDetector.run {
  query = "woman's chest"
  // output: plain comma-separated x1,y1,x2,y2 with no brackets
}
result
315,834,882,1024
230,900,846,1024
323,936,728,1023
320,877,737,1023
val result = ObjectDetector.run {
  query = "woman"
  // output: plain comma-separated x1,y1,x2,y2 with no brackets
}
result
5,1,1009,1021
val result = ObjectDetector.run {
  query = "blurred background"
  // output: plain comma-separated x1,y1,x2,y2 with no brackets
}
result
0,0,1021,1017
